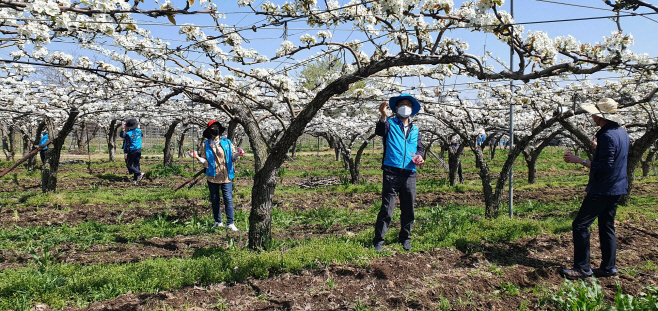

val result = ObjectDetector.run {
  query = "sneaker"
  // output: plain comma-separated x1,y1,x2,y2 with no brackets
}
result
373,242,384,251
561,268,593,280
402,240,412,251
227,224,239,231
137,173,145,182
211,222,224,229
592,268,618,278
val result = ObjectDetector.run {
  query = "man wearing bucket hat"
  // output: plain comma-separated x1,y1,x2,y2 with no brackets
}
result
372,93,425,251
119,119,145,183
189,120,245,231
561,98,629,279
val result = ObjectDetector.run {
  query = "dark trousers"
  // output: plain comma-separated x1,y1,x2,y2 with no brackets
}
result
373,173,416,245
126,150,141,179
39,149,48,164
572,194,620,272
208,181,234,225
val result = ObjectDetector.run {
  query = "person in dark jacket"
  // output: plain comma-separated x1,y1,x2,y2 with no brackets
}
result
373,93,425,251
561,98,629,279
119,119,144,183
189,120,244,231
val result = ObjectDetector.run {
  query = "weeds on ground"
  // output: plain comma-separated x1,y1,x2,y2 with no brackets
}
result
545,278,658,311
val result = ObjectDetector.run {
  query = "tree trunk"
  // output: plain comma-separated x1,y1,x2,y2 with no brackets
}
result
42,109,79,192
291,140,297,158
448,144,464,186
351,137,370,184
227,119,239,141
471,142,498,217
106,120,120,162
177,128,189,158
1,125,16,161
641,148,656,177
490,139,497,160
523,150,538,184
76,122,87,151
22,132,37,171
163,121,180,167
525,131,562,184
249,168,277,250
619,126,658,206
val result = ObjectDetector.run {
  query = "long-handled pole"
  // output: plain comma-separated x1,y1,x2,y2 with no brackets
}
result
173,168,206,192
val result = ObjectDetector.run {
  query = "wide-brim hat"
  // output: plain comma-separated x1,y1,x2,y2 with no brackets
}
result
389,93,421,116
125,119,138,130
203,120,226,139
580,98,625,125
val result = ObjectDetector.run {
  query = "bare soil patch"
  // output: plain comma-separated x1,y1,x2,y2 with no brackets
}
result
30,219,658,311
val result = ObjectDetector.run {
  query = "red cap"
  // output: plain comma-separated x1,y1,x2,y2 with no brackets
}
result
207,120,219,127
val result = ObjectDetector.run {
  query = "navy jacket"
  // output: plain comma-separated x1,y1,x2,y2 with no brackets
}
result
586,122,629,196
376,117,424,177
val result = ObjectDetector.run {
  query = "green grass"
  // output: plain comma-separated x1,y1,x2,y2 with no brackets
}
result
0,148,657,310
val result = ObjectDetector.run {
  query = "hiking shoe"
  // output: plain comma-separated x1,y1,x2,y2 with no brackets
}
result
137,173,145,182
227,224,239,231
373,242,384,251
211,222,224,229
402,240,412,251
592,268,618,278
561,268,593,280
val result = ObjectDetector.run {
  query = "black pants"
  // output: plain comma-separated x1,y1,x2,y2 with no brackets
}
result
373,173,416,245
126,150,142,179
572,194,620,272
39,149,48,164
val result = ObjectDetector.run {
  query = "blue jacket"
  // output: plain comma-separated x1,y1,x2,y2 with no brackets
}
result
586,122,629,196
39,133,49,150
376,117,424,177
205,137,235,180
119,128,142,151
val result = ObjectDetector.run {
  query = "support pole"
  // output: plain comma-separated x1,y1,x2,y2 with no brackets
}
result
509,0,515,218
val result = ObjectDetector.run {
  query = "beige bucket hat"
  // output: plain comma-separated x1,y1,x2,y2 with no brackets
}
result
580,98,625,125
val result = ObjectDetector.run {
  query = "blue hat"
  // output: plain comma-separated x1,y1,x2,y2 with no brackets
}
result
389,93,421,116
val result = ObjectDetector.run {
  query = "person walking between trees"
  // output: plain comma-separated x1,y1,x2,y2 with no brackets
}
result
119,119,145,183
38,132,49,165
189,120,244,231
373,93,425,251
561,98,629,280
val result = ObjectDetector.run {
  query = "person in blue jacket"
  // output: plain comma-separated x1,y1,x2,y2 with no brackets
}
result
38,132,49,164
190,120,244,231
373,93,425,251
561,98,629,279
119,119,144,183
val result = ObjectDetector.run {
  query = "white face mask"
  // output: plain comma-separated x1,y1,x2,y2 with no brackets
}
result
397,106,412,118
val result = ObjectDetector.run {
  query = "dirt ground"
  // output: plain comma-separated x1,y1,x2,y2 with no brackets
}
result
19,218,658,311
5,162,658,310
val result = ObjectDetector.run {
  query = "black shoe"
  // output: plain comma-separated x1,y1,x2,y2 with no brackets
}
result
592,268,618,278
402,240,412,251
373,242,384,251
561,268,593,280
